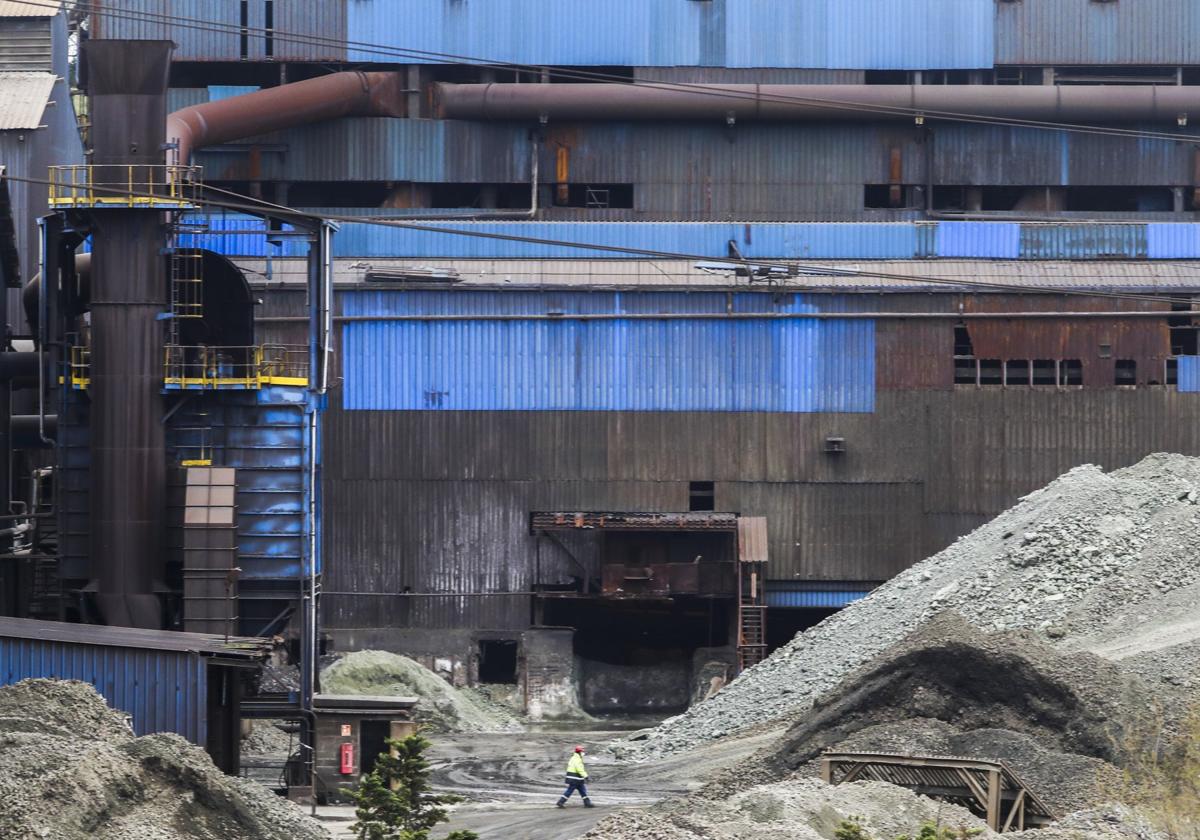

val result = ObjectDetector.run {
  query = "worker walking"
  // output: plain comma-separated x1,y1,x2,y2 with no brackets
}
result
556,745,594,808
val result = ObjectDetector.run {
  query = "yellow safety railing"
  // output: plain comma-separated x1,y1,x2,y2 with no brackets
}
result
48,164,202,209
164,344,309,389
175,425,213,466
68,345,90,389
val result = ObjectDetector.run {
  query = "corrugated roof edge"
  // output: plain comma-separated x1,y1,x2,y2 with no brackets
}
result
0,0,60,16
0,616,272,658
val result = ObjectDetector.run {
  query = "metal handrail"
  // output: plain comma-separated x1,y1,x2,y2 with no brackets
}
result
164,344,309,389
48,164,202,208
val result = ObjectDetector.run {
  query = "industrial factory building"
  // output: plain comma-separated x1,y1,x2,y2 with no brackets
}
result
5,0,1200,736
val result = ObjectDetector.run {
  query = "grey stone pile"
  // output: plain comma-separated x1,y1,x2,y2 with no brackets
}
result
0,679,330,840
630,453,1200,761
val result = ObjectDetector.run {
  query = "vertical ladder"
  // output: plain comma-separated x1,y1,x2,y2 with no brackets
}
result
167,244,204,344
736,516,769,672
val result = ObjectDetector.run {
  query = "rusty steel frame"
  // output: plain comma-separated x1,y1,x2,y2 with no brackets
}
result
820,752,1055,832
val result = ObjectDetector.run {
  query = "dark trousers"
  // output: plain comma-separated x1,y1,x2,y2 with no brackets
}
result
561,778,589,799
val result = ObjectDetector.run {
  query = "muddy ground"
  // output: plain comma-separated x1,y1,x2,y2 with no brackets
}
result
315,726,775,840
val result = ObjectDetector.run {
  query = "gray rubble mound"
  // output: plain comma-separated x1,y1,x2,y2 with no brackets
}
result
631,453,1200,760
0,679,329,840
320,649,523,733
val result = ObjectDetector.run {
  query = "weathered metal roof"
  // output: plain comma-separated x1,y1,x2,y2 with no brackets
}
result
0,71,52,129
0,616,272,659
0,0,58,16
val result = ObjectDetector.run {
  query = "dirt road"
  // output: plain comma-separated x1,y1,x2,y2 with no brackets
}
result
318,726,776,840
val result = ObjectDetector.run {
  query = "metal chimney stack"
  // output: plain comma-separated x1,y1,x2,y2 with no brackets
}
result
82,41,174,628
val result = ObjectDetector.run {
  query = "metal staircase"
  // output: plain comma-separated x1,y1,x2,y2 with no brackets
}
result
736,516,769,672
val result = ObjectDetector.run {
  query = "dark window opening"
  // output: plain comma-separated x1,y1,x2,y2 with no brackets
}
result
1168,358,1179,385
1169,301,1198,355
953,324,974,356
1032,359,1057,385
429,182,535,209
979,359,1003,385
478,640,518,684
555,184,635,209
1055,66,1177,86
239,0,249,60
864,70,910,85
954,357,978,385
864,184,920,209
926,184,1178,213
919,70,975,85
995,66,1047,86
767,608,839,653
1066,186,1173,212
1005,359,1030,386
1115,359,1137,385
360,720,390,775
689,481,715,512
1060,359,1083,386
170,61,287,88
264,0,274,57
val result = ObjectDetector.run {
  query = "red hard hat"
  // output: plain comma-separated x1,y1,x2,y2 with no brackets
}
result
574,745,585,753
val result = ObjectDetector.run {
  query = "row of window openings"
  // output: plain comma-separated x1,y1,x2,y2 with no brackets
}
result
865,185,1195,213
952,358,1187,387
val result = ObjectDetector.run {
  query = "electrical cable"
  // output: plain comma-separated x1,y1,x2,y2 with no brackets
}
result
10,0,1200,144
7,169,1200,306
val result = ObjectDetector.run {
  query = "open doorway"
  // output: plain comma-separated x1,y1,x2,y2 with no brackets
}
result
359,720,391,775
478,639,519,684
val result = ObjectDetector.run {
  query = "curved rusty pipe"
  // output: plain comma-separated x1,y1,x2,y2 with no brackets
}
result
166,71,406,166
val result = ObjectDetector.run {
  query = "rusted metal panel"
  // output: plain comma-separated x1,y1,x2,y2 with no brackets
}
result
737,516,768,564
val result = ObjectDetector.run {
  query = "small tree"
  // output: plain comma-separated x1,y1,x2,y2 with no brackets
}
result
349,733,479,840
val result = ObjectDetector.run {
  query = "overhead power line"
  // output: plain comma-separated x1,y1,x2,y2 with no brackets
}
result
9,0,1200,144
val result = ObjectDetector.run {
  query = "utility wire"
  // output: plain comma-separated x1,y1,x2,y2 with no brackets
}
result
12,0,1200,144
7,170,1199,306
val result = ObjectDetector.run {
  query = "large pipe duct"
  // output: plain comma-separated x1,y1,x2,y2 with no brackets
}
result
167,71,406,165
436,83,1200,123
23,252,88,335
82,40,175,629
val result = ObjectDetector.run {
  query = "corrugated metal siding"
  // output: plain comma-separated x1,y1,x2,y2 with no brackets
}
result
0,72,52,128
0,0,59,15
935,222,1020,259
1020,224,1148,260
725,0,993,69
0,18,51,70
269,0,347,61
340,290,875,412
764,586,872,609
1147,224,1200,259
996,0,1200,65
0,638,207,741
92,0,242,60
345,0,991,68
1178,356,1200,393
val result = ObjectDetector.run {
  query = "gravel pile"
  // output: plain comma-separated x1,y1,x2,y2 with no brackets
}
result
320,650,523,733
631,454,1200,760
583,776,1169,840
0,679,329,840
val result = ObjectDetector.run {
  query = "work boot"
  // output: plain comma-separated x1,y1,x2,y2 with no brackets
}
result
583,797,595,808
556,797,567,808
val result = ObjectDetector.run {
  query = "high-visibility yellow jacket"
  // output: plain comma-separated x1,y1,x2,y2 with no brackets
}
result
566,753,588,780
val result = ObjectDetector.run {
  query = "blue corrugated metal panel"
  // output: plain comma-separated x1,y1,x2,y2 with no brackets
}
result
331,222,924,260
1019,224,1148,260
345,0,990,68
1147,224,1200,259
0,638,206,742
341,290,874,412
207,85,259,101
936,222,1020,259
217,389,313,580
725,0,992,69
1178,356,1200,392
765,589,871,609
176,213,307,258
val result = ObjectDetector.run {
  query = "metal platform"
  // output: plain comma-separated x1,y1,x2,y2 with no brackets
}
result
820,752,1056,832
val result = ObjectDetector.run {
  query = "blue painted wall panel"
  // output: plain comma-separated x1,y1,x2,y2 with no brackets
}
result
1147,224,1200,258
341,291,874,412
0,639,207,743
1020,224,1148,259
936,222,1020,259
765,589,871,608
345,0,992,69
1178,356,1200,392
